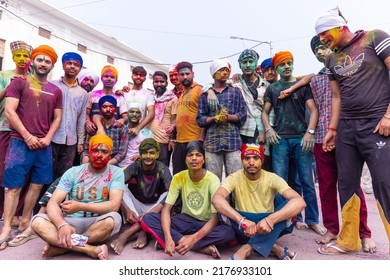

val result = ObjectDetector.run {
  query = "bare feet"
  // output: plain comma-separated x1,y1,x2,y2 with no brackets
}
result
308,224,326,236
110,236,128,255
199,245,221,259
316,231,337,244
361,238,377,253
230,244,253,260
95,245,109,260
295,221,308,230
132,231,148,249
41,244,68,259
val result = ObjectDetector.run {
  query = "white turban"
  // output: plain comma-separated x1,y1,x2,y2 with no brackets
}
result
210,58,231,77
78,69,100,90
315,6,348,35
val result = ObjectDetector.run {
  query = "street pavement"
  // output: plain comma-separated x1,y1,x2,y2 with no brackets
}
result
0,188,389,261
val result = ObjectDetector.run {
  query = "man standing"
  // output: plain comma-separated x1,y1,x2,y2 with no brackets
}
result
197,58,247,181
147,71,177,166
0,41,32,221
124,66,155,137
111,138,172,254
169,64,184,98
51,52,88,179
261,51,323,235
78,69,99,93
212,144,305,260
234,50,268,144
315,7,390,255
0,45,62,250
171,61,203,175
141,141,235,259
31,134,124,260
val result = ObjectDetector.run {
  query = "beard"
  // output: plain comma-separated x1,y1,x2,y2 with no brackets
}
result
155,86,167,95
181,78,192,87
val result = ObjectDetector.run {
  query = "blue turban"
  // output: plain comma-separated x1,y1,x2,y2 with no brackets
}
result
260,58,273,71
238,49,259,63
62,52,83,67
98,95,117,108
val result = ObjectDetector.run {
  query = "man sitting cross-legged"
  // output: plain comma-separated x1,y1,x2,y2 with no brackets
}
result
141,140,235,259
110,138,172,254
31,134,125,260
212,144,306,260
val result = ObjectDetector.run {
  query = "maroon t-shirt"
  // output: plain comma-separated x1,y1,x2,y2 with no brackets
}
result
6,77,63,140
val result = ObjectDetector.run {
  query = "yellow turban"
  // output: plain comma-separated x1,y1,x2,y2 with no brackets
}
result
89,134,113,152
101,65,118,79
272,51,294,68
30,45,58,64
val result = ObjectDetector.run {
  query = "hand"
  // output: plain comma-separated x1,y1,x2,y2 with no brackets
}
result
301,133,315,152
114,118,125,128
125,208,138,224
164,238,176,257
38,136,51,148
130,154,140,162
129,127,140,137
60,200,81,214
257,218,273,234
165,125,174,134
207,90,219,112
122,86,131,93
265,128,281,146
86,120,97,135
26,135,41,150
231,73,241,84
374,116,390,136
175,235,196,255
322,130,337,152
241,219,257,237
10,75,27,81
278,88,293,99
77,144,84,154
168,141,175,152
57,223,76,249
257,131,266,145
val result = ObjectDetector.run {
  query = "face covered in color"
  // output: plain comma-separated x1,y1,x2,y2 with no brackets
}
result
80,76,95,92
263,66,278,83
89,143,111,169
214,67,230,81
31,54,54,77
132,72,146,86
101,70,117,88
153,75,168,95
140,147,159,168
128,107,142,124
318,27,342,51
100,101,116,120
314,45,333,63
169,70,180,86
240,57,257,76
275,59,294,79
242,154,262,175
186,150,204,171
178,67,194,88
63,60,81,78
13,49,31,71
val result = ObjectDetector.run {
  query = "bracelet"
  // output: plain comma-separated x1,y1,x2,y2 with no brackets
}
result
265,127,272,133
383,115,390,119
25,134,33,142
170,139,176,142
238,216,246,230
264,217,274,230
328,127,337,132
57,222,69,230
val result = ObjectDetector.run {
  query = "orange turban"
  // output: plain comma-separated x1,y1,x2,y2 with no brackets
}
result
89,134,113,153
101,65,118,79
30,45,58,64
272,51,294,68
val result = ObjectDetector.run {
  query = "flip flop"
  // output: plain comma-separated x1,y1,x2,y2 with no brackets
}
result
317,242,348,255
0,236,11,251
279,247,297,260
8,233,37,247
204,245,221,259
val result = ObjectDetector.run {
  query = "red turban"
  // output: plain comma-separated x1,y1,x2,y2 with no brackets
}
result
30,45,58,64
240,144,265,162
272,51,294,68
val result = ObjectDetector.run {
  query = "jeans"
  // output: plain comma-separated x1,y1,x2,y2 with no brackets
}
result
272,138,319,225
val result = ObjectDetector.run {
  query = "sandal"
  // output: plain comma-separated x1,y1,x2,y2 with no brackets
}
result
279,247,297,260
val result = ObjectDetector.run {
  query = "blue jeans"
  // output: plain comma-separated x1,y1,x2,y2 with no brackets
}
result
272,138,319,225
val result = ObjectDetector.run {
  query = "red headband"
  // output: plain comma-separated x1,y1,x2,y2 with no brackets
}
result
240,144,265,162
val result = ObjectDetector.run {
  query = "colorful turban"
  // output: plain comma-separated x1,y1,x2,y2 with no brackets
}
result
260,58,273,71
210,58,231,77
240,143,265,162
62,52,83,67
30,45,58,64
272,51,294,68
315,6,347,35
78,69,100,89
89,134,113,153
310,35,325,54
10,41,33,56
101,65,118,79
98,95,117,108
139,138,160,154
186,140,205,157
238,49,259,64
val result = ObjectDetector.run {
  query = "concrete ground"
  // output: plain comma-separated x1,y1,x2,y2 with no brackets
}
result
0,189,389,261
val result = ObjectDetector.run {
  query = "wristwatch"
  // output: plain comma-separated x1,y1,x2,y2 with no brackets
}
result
307,129,315,135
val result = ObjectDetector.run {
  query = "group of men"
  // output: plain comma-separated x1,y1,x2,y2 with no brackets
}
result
0,5,389,260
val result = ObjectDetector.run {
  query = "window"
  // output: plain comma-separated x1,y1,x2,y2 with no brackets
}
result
38,27,51,39
77,43,87,53
107,55,114,64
